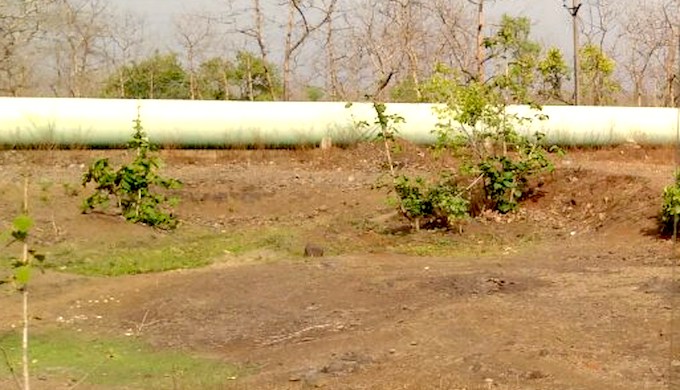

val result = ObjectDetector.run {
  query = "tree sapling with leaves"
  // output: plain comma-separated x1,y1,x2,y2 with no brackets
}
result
1,177,46,390
82,112,182,229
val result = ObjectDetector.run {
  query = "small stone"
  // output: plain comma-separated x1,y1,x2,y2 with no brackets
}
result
470,363,482,372
304,244,324,257
526,370,547,379
410,341,418,346
389,348,396,354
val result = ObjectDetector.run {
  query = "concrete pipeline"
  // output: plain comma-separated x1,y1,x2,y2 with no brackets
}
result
0,97,678,147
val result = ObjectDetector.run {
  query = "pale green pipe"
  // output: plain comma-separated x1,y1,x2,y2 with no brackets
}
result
0,97,678,147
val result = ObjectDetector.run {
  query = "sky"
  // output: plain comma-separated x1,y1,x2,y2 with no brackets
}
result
115,0,578,59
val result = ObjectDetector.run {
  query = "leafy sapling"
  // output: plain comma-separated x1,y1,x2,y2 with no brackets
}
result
427,65,559,215
1,177,46,390
82,113,182,229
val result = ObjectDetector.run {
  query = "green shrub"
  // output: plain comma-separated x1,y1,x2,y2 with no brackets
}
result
82,113,182,229
661,169,680,236
394,175,469,230
428,67,558,215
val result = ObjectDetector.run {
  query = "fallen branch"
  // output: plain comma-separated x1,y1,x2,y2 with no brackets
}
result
263,323,334,346
0,346,21,390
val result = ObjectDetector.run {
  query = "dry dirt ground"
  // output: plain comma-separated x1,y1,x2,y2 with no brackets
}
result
0,144,679,389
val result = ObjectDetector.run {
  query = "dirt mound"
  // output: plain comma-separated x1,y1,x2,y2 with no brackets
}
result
526,167,662,236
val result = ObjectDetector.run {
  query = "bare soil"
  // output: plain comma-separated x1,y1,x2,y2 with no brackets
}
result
0,144,678,389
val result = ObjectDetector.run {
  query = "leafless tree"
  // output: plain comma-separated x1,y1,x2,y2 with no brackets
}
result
281,0,337,100
227,0,279,100
102,12,146,98
431,0,476,80
175,13,215,100
464,0,486,81
49,0,111,97
580,0,619,50
0,1,52,96
619,1,666,106
322,2,348,100
660,0,679,106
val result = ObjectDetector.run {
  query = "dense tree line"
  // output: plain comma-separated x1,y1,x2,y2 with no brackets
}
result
0,0,678,106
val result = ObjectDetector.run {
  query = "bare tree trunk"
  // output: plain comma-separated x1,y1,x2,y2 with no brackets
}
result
401,0,422,100
104,12,145,98
0,0,46,96
666,28,678,106
52,0,110,98
245,54,254,101
282,0,336,101
149,69,154,99
635,77,642,106
324,5,344,100
476,0,484,81
175,13,214,101
572,0,580,105
253,0,277,100
283,2,295,100
221,70,230,100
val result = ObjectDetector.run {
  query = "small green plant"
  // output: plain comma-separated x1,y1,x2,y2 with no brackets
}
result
427,65,558,214
353,66,558,231
394,175,469,231
82,113,182,229
349,101,470,231
62,182,80,197
661,169,680,237
1,177,46,390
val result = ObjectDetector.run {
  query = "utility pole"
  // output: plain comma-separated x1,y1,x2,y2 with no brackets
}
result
563,0,582,105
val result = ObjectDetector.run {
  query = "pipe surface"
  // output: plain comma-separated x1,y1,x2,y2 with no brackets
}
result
0,97,678,147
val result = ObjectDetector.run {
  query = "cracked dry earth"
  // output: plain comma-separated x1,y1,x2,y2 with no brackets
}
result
0,144,679,389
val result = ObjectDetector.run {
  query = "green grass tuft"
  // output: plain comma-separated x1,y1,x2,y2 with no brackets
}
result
43,226,302,277
0,329,247,389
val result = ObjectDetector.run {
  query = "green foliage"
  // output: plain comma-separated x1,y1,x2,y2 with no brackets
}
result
394,175,470,228
356,14,558,231
102,52,190,99
579,44,620,105
390,76,423,102
661,169,680,236
82,114,182,229
425,63,557,215
1,210,45,291
484,14,541,103
372,102,404,141
101,50,282,101
537,47,570,102
477,136,553,213
233,51,282,101
351,100,469,231
196,57,234,100
305,85,325,101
